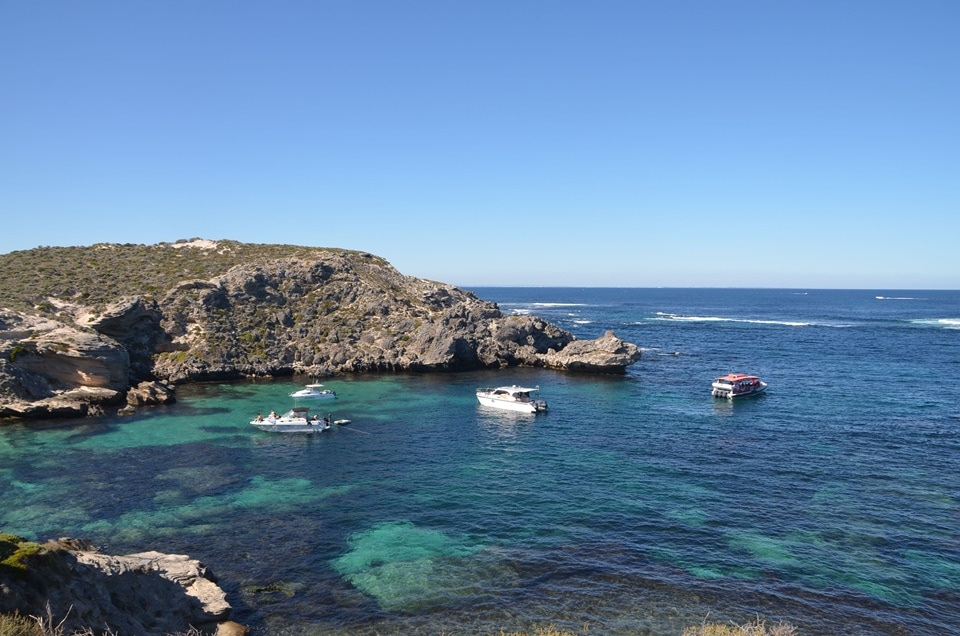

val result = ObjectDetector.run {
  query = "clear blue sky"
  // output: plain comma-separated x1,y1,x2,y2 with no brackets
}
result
2,1,957,288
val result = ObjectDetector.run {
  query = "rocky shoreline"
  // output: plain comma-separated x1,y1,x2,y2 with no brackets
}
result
0,240,641,419
0,535,244,635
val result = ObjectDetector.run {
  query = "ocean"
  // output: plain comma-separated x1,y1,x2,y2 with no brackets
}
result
2,288,959,635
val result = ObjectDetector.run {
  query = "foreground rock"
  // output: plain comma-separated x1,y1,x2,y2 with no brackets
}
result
0,535,238,635
0,241,641,418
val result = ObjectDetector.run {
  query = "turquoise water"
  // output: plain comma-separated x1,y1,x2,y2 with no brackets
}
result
2,288,959,634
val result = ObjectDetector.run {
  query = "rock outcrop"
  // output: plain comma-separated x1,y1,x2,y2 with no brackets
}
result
0,241,641,418
539,330,642,373
0,535,237,635
0,309,129,417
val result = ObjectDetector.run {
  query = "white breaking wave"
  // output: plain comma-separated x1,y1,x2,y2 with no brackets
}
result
876,296,925,300
638,346,683,357
654,312,812,327
500,302,587,315
911,318,960,329
650,312,843,327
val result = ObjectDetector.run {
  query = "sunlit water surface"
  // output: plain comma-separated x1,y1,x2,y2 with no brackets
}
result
2,288,959,635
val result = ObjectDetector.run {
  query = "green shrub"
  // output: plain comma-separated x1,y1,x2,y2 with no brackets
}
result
0,534,44,575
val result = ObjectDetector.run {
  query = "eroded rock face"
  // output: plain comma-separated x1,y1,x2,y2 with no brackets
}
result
0,309,128,417
0,244,642,419
0,537,235,635
89,297,166,380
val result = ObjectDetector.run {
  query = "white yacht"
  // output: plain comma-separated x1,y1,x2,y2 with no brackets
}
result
251,407,349,433
476,385,548,413
289,383,337,400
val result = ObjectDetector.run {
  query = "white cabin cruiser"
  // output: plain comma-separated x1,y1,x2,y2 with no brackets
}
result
251,407,349,433
476,385,548,413
289,383,337,400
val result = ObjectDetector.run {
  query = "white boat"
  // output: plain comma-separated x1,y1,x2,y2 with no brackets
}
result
251,407,350,433
711,373,767,399
476,385,548,413
289,383,337,400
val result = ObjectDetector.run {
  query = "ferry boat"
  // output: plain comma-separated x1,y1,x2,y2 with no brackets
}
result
711,374,767,399
476,385,548,413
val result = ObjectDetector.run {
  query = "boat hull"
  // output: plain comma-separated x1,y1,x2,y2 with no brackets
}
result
289,392,336,400
476,393,547,413
290,384,337,399
251,421,330,433
711,382,768,398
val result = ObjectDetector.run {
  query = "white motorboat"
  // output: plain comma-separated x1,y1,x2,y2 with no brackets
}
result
289,383,337,400
476,385,548,413
251,407,350,433
711,373,767,399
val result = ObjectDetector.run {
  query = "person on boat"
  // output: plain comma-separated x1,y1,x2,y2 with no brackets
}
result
311,414,321,425
255,413,263,422
269,410,277,418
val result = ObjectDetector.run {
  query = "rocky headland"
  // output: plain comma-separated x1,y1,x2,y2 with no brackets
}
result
0,240,640,419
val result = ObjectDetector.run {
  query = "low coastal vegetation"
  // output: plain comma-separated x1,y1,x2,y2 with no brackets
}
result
0,534,45,575
0,612,206,636
0,239,368,314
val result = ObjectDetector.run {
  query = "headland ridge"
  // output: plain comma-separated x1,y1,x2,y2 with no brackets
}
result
0,239,640,419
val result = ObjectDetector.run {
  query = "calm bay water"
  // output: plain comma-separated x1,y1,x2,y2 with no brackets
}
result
2,288,959,635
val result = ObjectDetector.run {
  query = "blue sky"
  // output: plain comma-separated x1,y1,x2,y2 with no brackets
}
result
2,1,957,288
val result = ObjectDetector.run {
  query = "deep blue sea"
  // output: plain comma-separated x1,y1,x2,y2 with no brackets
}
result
2,288,959,635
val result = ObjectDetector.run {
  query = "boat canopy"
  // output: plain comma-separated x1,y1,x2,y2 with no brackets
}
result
715,374,760,383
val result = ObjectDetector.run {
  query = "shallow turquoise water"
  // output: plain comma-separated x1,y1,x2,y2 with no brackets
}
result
2,289,959,634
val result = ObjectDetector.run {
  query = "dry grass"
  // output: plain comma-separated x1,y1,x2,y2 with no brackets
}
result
498,628,583,636
682,615,798,636
0,611,42,636
0,605,206,636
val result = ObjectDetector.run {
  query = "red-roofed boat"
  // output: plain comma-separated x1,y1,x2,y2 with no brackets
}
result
711,373,767,398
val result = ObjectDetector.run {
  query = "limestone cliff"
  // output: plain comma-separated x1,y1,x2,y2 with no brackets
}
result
0,240,640,418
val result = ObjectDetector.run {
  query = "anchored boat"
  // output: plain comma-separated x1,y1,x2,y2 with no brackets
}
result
289,383,337,400
711,374,767,399
476,385,548,413
251,407,350,433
